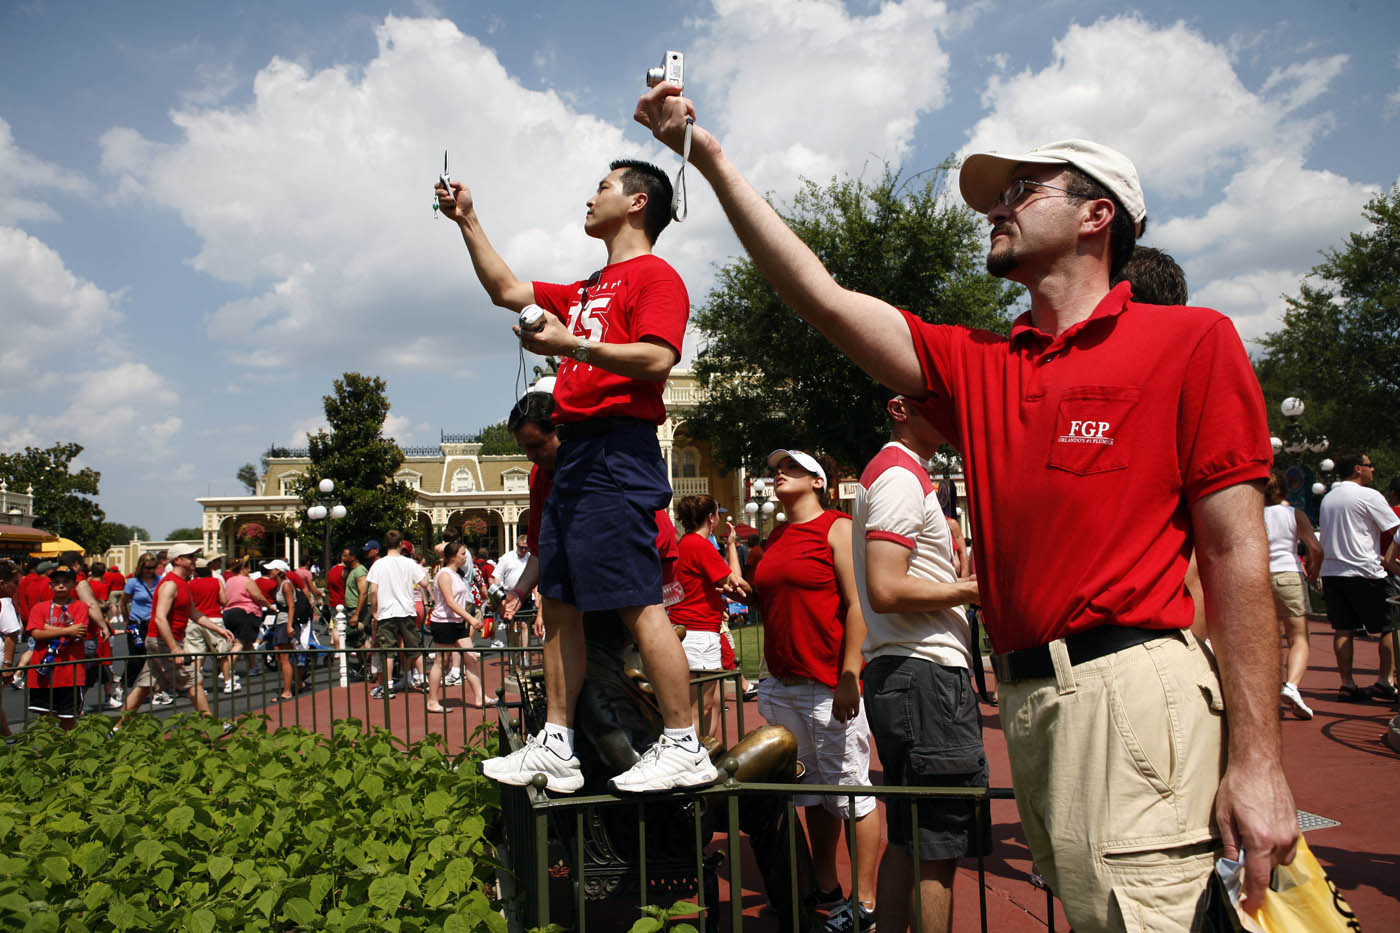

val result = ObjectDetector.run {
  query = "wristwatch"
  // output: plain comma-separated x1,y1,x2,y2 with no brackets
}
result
571,338,591,363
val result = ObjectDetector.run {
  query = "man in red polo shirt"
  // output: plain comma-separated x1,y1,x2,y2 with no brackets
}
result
637,87,1297,930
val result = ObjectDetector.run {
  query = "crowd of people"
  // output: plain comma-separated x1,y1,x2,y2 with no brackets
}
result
0,523,584,734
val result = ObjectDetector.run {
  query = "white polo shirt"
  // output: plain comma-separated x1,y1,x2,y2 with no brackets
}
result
1319,481,1399,579
852,441,972,670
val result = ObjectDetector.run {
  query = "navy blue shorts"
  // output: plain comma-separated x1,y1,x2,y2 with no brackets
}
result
539,419,671,612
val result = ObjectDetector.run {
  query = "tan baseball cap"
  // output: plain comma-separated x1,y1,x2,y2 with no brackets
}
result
959,139,1145,232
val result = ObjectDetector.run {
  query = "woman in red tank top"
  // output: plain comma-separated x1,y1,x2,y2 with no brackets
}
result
751,449,878,915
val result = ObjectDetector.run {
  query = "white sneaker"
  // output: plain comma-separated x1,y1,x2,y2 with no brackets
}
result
153,691,175,707
490,640,505,649
1281,682,1314,720
104,695,123,710
222,680,236,694
608,734,718,794
444,670,462,687
482,733,585,793
409,670,425,689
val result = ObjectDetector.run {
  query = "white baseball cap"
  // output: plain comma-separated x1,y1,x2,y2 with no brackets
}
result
959,139,1146,232
167,543,202,560
766,449,826,486
263,559,291,572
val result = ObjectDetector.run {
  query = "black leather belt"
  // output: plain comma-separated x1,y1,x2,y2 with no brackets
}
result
556,417,650,442
990,626,1174,684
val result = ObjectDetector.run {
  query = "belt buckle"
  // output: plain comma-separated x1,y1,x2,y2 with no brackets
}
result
990,652,1014,685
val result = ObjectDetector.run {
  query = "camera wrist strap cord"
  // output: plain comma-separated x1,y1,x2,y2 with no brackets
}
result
671,116,693,222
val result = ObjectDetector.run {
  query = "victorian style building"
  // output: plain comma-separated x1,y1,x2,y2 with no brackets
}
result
192,371,748,565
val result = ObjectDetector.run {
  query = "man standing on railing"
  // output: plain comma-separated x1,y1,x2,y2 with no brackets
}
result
438,155,714,795
852,396,985,933
121,544,234,718
636,85,1299,930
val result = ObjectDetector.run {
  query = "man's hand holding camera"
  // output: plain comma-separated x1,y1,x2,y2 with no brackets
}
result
513,308,579,358
635,83,711,166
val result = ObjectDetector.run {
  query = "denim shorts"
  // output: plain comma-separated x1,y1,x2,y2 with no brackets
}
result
863,655,991,860
539,419,672,612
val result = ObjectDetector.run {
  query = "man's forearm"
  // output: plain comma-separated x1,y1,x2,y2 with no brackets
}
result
582,339,676,382
1199,529,1282,764
690,140,925,395
869,574,980,615
457,211,533,311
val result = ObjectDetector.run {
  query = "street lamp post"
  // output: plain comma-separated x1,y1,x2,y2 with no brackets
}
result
1270,396,1333,515
305,478,347,577
743,476,783,534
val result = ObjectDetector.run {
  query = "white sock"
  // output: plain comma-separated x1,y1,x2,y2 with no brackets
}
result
541,722,575,758
450,667,461,678
664,725,700,751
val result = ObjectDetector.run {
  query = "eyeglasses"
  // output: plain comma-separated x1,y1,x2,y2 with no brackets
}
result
997,178,1077,209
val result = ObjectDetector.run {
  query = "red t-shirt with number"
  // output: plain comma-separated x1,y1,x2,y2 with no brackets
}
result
532,254,689,425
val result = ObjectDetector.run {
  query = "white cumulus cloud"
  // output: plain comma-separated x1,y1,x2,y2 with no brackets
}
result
959,15,1375,338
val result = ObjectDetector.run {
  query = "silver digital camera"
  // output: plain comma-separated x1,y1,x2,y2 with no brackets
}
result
645,50,684,90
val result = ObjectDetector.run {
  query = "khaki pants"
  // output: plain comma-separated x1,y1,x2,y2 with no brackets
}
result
183,620,231,685
999,631,1225,932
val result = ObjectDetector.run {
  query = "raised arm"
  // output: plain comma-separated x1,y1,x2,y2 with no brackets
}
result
1191,481,1298,911
635,84,926,396
435,181,536,311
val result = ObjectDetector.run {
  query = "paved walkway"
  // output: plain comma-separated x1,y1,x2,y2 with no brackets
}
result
9,629,1396,929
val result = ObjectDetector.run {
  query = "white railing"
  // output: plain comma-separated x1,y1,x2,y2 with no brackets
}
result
672,477,710,496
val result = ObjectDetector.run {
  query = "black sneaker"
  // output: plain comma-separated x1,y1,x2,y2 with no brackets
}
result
823,900,876,933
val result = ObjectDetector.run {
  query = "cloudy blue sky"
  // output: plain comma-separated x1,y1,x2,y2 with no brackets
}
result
2,0,1397,538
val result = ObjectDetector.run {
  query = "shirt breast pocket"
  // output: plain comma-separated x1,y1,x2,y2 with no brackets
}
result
1046,386,1141,476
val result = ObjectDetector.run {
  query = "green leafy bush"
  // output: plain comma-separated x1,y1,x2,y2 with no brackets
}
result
0,715,505,931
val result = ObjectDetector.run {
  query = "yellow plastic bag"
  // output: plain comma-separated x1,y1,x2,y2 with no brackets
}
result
1239,835,1361,932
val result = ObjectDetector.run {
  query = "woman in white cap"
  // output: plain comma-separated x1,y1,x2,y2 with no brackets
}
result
751,448,878,924
265,560,308,702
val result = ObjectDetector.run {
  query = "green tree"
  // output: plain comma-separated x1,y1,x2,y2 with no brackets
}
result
166,527,204,541
0,443,106,550
99,522,149,545
688,167,1018,476
236,463,259,494
476,421,519,456
1255,188,1400,474
293,373,415,563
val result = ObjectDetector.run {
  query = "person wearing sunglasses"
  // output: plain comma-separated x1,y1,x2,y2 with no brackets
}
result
637,84,1297,930
438,157,713,796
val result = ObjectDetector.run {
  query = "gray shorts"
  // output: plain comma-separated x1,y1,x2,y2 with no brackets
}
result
863,655,991,861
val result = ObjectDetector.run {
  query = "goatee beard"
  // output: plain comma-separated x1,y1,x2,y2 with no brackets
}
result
986,248,1017,278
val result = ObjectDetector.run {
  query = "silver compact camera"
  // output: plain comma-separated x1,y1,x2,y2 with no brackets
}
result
645,50,684,90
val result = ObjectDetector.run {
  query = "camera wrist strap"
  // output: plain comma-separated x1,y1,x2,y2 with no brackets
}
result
671,116,693,222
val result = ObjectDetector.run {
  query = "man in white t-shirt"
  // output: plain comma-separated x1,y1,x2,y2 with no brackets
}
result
1319,451,1400,702
491,539,534,646
851,396,985,933
366,530,427,699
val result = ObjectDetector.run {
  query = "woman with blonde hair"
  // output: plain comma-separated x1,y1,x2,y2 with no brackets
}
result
1265,472,1323,718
